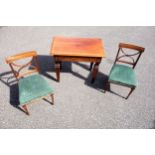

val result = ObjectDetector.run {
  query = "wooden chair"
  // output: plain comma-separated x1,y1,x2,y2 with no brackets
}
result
6,51,54,115
105,43,145,99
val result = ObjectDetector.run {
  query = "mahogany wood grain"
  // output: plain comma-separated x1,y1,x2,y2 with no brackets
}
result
6,51,39,80
51,37,106,83
119,43,145,52
51,37,106,57
6,51,37,64
115,43,145,69
54,56,101,62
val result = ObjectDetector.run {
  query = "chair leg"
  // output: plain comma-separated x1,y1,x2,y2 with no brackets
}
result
51,94,54,105
125,87,135,99
22,105,30,115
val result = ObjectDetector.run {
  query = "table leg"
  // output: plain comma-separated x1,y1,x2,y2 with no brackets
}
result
55,61,60,82
60,62,62,70
89,62,94,70
91,61,100,83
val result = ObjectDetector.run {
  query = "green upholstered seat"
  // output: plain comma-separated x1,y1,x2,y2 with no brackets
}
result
109,64,137,87
19,74,53,105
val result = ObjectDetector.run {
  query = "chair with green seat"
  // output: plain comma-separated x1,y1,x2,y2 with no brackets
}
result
105,43,145,99
6,51,54,115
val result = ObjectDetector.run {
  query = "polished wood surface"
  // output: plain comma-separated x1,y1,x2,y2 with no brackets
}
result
54,56,101,62
6,51,37,64
119,43,145,52
51,37,106,57
51,37,106,83
6,51,39,80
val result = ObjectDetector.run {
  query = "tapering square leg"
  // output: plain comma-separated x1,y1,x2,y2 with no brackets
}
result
22,105,30,115
89,62,94,70
91,61,100,83
51,94,54,105
55,61,60,82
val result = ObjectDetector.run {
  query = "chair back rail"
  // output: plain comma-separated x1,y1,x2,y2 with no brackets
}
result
6,51,40,80
114,43,145,69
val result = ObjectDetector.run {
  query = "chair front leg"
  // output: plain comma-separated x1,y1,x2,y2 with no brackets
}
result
126,87,135,99
51,94,54,105
22,105,30,115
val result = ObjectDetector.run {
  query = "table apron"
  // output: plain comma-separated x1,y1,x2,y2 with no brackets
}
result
54,56,102,63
